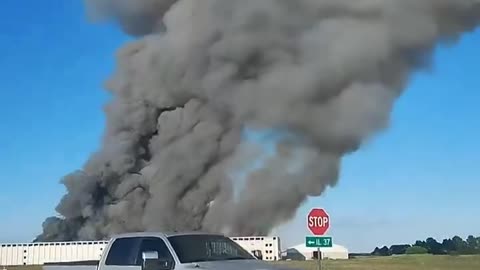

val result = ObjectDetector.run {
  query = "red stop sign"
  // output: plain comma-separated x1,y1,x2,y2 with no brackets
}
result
307,208,330,235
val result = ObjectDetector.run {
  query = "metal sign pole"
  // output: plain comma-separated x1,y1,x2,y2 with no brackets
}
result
317,248,321,270
307,208,331,270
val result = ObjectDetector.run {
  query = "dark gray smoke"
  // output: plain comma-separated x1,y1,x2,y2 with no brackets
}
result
35,0,480,241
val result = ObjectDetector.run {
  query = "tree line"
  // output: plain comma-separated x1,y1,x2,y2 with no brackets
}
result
372,235,480,256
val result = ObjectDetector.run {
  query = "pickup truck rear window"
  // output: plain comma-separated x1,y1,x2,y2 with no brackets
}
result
168,235,255,264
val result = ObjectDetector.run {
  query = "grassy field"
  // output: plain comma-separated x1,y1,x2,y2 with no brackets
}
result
5,255,480,270
273,255,480,270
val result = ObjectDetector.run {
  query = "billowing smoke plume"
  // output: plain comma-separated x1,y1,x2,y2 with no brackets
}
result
36,0,480,241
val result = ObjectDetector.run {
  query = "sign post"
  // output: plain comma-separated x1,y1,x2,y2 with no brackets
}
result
318,248,321,270
306,208,331,270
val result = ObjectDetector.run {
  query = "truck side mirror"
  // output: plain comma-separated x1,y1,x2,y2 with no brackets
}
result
142,251,173,270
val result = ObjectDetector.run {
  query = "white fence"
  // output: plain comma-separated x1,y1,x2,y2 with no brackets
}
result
0,236,281,266
0,241,108,266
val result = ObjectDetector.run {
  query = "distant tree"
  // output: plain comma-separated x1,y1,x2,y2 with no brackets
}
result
442,239,456,254
466,235,478,254
477,239,480,254
373,234,480,257
380,246,391,256
426,237,445,255
452,236,469,254
372,246,391,256
415,240,428,249
406,246,429,255
390,245,411,255
476,237,480,254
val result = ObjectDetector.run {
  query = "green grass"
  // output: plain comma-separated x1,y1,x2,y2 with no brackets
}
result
5,255,480,270
273,255,480,270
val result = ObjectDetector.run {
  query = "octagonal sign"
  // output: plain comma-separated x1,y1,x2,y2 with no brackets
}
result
307,208,330,236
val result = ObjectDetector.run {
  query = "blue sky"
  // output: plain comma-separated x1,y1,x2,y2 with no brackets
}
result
0,1,478,253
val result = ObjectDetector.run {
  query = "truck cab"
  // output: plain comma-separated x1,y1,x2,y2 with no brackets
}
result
43,232,292,270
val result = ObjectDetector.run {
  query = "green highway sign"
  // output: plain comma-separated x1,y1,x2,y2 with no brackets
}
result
306,236,333,248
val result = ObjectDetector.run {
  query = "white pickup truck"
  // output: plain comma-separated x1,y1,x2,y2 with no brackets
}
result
43,232,294,270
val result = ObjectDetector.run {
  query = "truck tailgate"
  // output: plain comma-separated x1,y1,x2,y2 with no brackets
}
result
43,266,97,270
42,261,98,270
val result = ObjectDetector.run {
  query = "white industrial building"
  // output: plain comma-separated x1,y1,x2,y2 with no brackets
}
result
231,236,281,261
0,236,281,266
282,243,349,260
